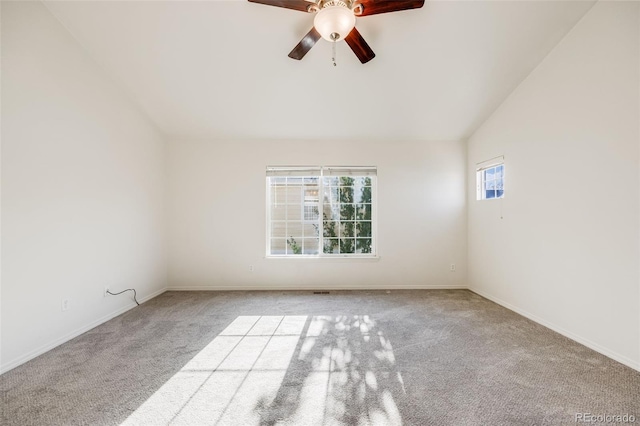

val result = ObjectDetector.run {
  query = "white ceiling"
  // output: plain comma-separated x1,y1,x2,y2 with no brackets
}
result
43,0,595,141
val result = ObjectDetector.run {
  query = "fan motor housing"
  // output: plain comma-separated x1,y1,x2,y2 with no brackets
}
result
321,0,350,9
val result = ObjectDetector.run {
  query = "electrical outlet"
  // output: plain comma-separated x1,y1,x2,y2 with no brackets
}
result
249,265,254,272
450,264,456,272
104,287,110,297
62,299,70,312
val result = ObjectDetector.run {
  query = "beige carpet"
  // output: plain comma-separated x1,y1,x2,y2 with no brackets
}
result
1,290,639,425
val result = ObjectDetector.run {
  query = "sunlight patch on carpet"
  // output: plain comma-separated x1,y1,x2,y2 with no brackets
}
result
121,315,404,425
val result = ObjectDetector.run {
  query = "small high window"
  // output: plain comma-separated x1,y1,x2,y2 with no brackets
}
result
476,157,504,200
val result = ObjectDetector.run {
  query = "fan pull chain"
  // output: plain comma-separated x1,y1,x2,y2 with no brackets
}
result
330,32,339,67
332,40,337,67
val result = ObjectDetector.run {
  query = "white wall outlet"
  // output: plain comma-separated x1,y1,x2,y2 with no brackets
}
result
61,299,70,311
450,264,456,272
103,287,110,297
249,265,254,272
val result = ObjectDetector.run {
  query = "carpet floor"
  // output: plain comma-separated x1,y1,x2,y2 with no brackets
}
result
1,290,639,425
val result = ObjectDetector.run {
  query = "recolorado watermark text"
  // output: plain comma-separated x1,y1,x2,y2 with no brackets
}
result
575,413,636,423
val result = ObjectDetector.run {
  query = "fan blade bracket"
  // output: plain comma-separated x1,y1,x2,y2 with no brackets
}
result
352,0,424,16
248,0,319,13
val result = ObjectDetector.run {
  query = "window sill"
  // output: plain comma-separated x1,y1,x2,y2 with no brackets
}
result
265,255,380,262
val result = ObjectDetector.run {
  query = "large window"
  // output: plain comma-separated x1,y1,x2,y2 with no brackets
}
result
267,167,376,257
476,157,504,200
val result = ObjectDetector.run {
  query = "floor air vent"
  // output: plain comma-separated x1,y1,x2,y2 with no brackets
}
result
313,291,330,295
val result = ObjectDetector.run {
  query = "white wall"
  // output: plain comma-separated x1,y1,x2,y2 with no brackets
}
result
167,139,467,290
5,0,636,377
467,1,640,370
1,2,167,372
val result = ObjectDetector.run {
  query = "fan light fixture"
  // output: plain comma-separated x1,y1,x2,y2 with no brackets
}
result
313,4,356,41
248,0,425,64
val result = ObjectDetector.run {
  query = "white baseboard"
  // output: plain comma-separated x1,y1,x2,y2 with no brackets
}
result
6,286,636,376
0,287,167,375
469,287,640,372
166,284,468,291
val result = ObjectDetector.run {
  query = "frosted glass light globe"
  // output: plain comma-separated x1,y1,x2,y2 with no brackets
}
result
313,6,356,41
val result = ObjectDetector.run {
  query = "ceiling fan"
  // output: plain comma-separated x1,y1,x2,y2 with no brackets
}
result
248,0,425,64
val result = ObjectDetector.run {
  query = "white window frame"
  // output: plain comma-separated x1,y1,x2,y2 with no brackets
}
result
266,166,377,258
476,156,505,200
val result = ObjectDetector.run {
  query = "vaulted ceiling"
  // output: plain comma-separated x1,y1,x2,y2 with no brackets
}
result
43,0,595,141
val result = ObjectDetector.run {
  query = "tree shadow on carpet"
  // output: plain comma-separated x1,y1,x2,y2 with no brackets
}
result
254,315,406,426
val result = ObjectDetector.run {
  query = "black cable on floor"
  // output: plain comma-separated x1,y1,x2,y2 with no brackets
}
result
106,288,139,306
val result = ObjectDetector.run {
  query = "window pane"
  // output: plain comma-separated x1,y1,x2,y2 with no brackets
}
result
322,177,339,187
287,177,303,186
486,189,496,199
286,204,301,220
287,190,303,205
340,204,355,221
495,165,503,178
287,221,303,238
270,239,287,255
270,177,287,185
496,189,504,198
304,186,319,195
340,222,355,238
340,239,355,254
271,204,286,221
339,187,354,203
485,168,495,179
304,177,319,185
270,185,287,205
323,221,338,238
356,204,372,220
355,177,372,187
486,180,496,190
356,221,372,238
354,185,372,203
356,238,372,254
322,204,339,221
323,239,339,254
339,177,355,187
322,186,339,204
286,236,303,255
271,222,286,239
302,238,319,255
496,179,504,191
304,223,319,237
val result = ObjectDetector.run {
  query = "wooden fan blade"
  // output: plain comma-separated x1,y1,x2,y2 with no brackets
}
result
353,0,424,16
344,27,375,64
248,0,317,13
288,27,321,60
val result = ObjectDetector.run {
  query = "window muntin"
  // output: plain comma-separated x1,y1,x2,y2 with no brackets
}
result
476,160,504,200
267,167,376,257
